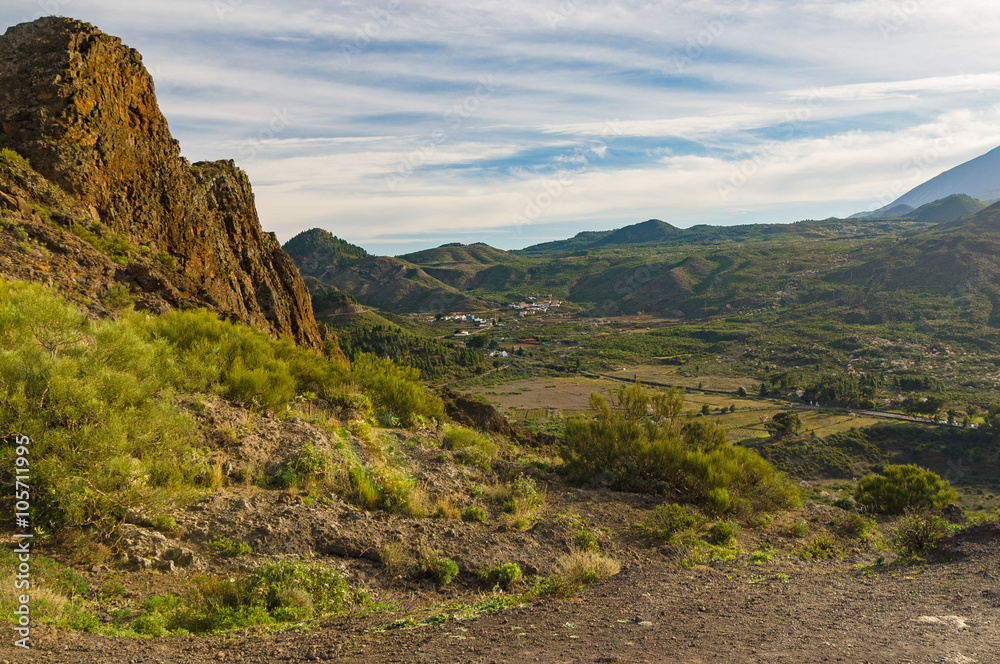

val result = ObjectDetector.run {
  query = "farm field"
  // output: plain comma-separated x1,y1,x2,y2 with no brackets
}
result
468,375,882,442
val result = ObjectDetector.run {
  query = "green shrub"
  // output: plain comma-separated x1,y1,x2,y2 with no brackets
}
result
571,529,600,552
495,562,522,589
854,464,958,515
705,487,732,516
707,521,739,545
633,503,699,542
206,537,252,557
892,513,950,557
830,512,876,541
350,353,444,425
422,555,459,585
0,283,204,532
462,505,487,522
562,383,798,516
442,424,496,469
131,561,366,635
151,515,178,534
799,536,835,559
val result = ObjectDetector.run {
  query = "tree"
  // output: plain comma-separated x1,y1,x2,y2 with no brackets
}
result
854,464,957,514
737,386,747,397
764,411,802,438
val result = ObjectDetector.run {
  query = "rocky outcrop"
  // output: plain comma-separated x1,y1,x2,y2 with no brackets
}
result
0,17,324,349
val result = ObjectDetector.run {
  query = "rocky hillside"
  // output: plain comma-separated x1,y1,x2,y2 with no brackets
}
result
0,17,324,350
285,228,484,313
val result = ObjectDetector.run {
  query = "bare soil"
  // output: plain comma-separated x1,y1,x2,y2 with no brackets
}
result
3,522,999,663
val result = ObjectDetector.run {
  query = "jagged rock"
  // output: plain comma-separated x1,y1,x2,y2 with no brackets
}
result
161,547,196,568
0,17,328,351
117,523,169,559
152,559,175,573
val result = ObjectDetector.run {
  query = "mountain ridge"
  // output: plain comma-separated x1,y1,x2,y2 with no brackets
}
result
0,17,326,349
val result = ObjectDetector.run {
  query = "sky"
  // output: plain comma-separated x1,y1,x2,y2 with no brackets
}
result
4,1,1000,255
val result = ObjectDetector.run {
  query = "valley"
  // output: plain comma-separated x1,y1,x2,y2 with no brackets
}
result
2,15,1000,664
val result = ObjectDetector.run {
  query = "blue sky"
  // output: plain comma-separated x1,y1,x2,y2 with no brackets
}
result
4,1,1000,255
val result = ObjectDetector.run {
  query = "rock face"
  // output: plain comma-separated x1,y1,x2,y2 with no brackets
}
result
0,17,324,349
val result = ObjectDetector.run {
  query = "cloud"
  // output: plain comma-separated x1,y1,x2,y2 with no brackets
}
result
3,0,1000,254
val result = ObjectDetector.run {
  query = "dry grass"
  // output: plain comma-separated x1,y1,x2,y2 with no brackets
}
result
555,549,621,585
378,542,417,578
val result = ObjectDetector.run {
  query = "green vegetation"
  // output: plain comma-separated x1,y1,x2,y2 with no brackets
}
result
891,513,952,558
420,553,459,585
854,464,958,514
329,312,493,382
562,383,799,516
442,424,497,469
206,537,253,557
632,503,700,542
0,280,443,534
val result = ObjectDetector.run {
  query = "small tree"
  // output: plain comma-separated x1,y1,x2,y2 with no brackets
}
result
764,411,801,438
854,464,957,514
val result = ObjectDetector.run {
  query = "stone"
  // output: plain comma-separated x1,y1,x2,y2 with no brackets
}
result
0,17,332,352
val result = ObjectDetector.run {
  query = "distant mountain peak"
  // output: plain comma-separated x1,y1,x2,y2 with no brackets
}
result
858,145,1000,217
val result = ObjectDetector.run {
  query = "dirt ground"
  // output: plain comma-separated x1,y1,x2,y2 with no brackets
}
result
3,521,999,663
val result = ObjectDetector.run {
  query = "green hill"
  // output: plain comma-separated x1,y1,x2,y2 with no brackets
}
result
906,194,987,224
285,229,485,313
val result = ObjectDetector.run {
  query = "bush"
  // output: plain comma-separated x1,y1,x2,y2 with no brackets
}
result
349,353,444,425
206,537,252,557
495,563,522,589
0,283,204,532
854,464,958,514
633,503,700,542
799,536,836,559
134,561,366,634
707,521,739,545
562,383,798,516
830,512,876,541
555,550,620,585
571,529,600,552
462,505,487,522
442,424,496,469
892,513,950,557
422,555,459,585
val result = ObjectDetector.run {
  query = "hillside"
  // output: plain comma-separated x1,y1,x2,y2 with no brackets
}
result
860,145,1000,215
284,228,485,313
0,17,324,349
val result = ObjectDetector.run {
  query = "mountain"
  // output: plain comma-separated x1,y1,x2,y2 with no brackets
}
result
284,229,485,313
907,194,987,224
860,146,1000,216
520,219,678,253
0,17,325,349
594,219,679,246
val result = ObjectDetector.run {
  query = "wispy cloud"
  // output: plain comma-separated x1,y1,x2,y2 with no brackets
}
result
3,0,1000,254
